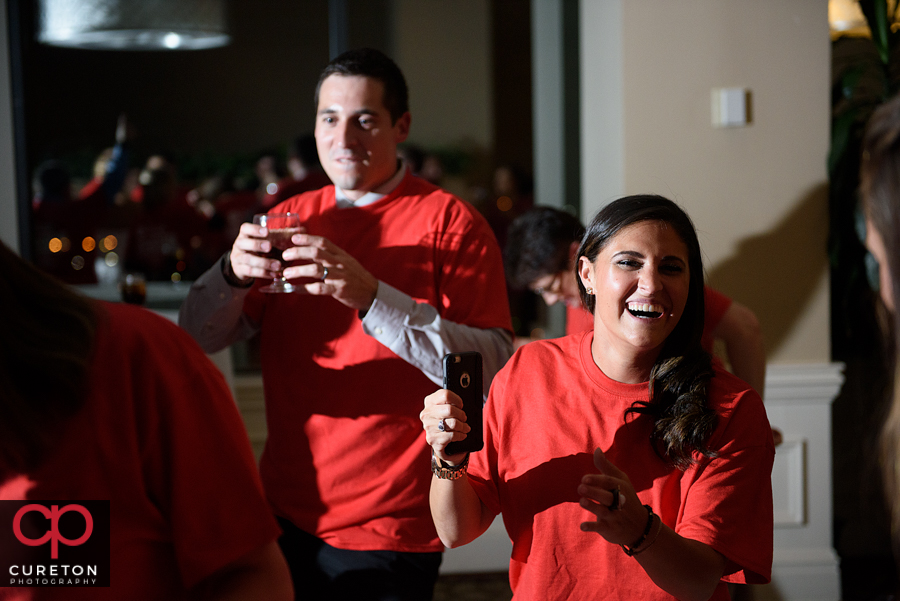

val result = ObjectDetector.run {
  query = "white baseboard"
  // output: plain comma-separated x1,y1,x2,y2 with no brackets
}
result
746,548,841,600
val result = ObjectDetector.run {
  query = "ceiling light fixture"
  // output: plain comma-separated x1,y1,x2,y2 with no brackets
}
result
37,0,230,51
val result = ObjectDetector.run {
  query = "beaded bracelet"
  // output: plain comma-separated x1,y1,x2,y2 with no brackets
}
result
621,504,660,556
633,510,662,555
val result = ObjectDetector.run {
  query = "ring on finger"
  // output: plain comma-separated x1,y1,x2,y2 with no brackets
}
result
438,418,446,432
321,265,329,281
608,487,621,511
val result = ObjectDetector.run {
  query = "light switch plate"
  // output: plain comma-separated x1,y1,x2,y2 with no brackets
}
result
712,87,750,127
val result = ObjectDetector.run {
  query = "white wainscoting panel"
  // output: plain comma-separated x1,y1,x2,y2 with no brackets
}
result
772,439,806,528
747,362,843,601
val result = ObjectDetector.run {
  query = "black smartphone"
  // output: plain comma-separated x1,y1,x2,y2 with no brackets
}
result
443,351,484,455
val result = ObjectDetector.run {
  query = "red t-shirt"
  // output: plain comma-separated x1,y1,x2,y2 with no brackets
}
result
244,172,512,552
468,330,774,600
566,286,734,356
0,303,280,600
564,303,593,335
700,286,733,352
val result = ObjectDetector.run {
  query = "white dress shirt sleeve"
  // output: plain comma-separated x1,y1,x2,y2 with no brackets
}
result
360,281,513,392
177,256,261,354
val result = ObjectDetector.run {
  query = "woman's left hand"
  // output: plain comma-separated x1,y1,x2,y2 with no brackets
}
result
578,447,650,546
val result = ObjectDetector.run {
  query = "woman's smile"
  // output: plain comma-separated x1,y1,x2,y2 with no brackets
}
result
625,302,666,319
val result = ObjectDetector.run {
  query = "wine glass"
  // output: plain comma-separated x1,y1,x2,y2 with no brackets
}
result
253,213,302,293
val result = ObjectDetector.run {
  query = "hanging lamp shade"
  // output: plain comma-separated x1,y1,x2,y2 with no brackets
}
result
37,0,230,50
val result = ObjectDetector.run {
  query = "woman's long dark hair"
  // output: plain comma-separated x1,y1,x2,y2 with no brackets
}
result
577,194,716,469
0,241,96,473
860,93,900,536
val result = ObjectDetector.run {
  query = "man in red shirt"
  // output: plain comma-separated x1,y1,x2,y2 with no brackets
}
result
180,48,512,601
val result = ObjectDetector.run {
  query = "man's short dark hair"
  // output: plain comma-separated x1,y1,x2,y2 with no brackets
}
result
314,48,409,124
504,207,585,289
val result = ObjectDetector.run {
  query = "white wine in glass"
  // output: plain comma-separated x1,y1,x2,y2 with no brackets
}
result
253,213,301,293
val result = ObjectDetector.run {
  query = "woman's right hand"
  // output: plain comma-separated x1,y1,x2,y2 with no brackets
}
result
421,389,471,464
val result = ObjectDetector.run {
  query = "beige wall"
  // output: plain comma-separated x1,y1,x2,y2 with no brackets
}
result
581,0,831,363
390,0,492,151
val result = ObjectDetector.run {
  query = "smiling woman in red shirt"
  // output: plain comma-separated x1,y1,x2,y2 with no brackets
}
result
421,195,774,601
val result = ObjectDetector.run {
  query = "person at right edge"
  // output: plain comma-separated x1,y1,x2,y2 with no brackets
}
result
421,195,774,600
179,48,512,601
860,92,900,565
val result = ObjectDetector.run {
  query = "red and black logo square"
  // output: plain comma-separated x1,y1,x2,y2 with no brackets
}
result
0,501,110,587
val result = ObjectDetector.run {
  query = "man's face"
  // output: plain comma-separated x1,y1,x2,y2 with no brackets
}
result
529,268,582,309
315,74,410,200
528,241,582,308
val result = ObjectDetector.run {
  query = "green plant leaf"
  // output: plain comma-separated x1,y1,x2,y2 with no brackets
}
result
860,0,892,64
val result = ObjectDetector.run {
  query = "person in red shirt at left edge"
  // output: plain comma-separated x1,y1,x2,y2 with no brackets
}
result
0,240,293,600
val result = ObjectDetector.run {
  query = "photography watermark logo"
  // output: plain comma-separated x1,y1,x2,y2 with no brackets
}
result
0,501,109,587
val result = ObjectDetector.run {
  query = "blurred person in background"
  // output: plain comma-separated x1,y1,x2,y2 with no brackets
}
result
31,115,134,284
124,154,209,281
265,134,332,207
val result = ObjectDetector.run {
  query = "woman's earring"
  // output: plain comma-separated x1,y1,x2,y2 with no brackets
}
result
586,288,594,295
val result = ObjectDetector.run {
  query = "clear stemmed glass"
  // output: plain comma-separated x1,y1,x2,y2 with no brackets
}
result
253,213,301,293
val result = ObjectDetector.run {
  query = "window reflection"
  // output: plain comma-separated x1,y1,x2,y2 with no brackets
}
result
29,146,303,285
